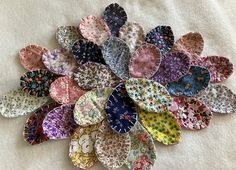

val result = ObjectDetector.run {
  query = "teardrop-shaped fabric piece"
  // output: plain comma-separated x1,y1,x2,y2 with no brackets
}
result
69,124,100,169
129,43,161,79
103,3,127,36
42,104,78,139
152,52,191,84
79,15,111,46
73,62,120,90
56,26,82,51
49,76,87,104
74,88,113,126
119,22,145,53
167,66,210,97
102,37,132,80
138,109,181,145
106,83,137,134
196,84,236,114
170,97,212,130
126,122,156,170
95,121,131,169
20,69,57,97
23,102,59,145
72,39,105,64
42,49,78,76
19,44,48,71
0,89,49,118
192,56,233,83
125,78,173,113
145,26,174,55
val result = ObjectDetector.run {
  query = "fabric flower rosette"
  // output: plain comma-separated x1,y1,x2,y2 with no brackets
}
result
0,3,235,170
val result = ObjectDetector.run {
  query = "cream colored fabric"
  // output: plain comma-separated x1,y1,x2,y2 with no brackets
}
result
0,0,236,169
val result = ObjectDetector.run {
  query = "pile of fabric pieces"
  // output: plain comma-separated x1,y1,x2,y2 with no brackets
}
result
0,3,235,170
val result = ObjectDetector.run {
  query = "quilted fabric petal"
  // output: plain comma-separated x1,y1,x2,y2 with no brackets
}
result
102,37,132,80
73,62,120,90
19,44,48,70
69,124,99,169
192,56,233,83
20,69,57,97
49,76,87,104
106,83,137,134
103,3,127,36
126,122,156,170
0,89,49,118
152,52,191,84
145,26,174,55
129,43,161,79
42,104,78,139
167,66,210,97
74,88,113,126
196,84,236,114
125,78,173,113
79,15,111,46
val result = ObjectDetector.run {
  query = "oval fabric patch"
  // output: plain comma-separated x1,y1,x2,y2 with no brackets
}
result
69,124,99,169
42,104,78,139
74,88,113,126
19,44,48,71
49,76,87,104
129,43,161,79
167,66,210,97
196,84,236,114
126,122,156,170
152,52,191,84
192,56,233,83
102,37,132,80
42,49,78,76
103,3,127,36
106,83,137,134
0,89,49,118
119,22,145,54
79,15,111,46
20,69,57,97
95,121,131,169
145,26,174,55
125,78,173,113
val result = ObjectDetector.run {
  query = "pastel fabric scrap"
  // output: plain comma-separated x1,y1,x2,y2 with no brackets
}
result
0,89,49,118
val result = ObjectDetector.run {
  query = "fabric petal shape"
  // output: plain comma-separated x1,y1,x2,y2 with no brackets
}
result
129,43,161,79
192,56,233,83
0,89,49,118
20,69,57,97
152,52,191,84
106,83,137,134
23,102,59,145
19,44,48,71
138,109,181,145
49,76,87,104
125,78,173,113
170,97,212,130
145,26,174,55
95,121,131,169
42,104,78,139
56,26,82,51
69,124,100,169
74,88,113,126
196,84,236,114
102,37,132,80
126,122,156,170
103,3,127,36
79,15,111,46
42,49,78,76
167,66,210,97
73,62,120,90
